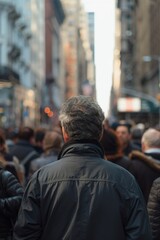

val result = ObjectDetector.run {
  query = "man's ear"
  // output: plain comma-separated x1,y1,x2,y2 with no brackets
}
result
61,127,69,142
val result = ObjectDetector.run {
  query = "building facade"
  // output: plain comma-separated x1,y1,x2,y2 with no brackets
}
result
0,0,45,128
61,0,94,98
111,0,160,126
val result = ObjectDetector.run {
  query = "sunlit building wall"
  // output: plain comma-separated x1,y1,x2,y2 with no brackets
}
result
61,0,94,97
111,6,121,116
112,0,160,125
79,4,95,95
27,0,45,126
61,0,80,97
87,12,95,62
0,0,45,127
134,0,151,92
44,0,65,126
111,0,137,120
135,0,160,97
135,0,160,126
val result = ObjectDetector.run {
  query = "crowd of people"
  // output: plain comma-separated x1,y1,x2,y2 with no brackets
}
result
0,95,160,239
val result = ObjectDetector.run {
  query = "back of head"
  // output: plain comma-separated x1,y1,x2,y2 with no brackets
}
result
34,128,46,143
19,127,34,142
115,122,132,134
131,127,143,141
6,129,19,141
43,131,63,152
141,128,160,149
100,128,121,156
59,95,104,141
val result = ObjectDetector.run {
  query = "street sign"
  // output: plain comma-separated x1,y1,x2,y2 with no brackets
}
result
117,98,141,112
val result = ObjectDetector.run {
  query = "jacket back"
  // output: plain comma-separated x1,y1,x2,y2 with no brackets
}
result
14,142,152,240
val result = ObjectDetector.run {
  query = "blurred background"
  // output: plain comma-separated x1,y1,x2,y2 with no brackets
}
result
0,0,159,129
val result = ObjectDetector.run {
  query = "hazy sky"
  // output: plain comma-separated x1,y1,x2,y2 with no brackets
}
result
82,0,115,116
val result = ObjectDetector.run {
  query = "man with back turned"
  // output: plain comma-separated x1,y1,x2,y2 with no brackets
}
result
14,96,151,240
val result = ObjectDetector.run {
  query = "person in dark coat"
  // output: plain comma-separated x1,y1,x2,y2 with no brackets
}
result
0,133,24,184
100,128,131,170
128,128,160,203
0,167,23,239
13,96,151,240
130,126,144,149
33,128,46,155
29,130,63,176
115,122,141,156
10,127,39,181
147,177,160,240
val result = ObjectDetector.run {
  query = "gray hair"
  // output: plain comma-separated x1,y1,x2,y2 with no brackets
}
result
141,128,160,148
59,95,104,141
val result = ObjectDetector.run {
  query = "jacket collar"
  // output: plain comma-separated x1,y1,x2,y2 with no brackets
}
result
145,148,160,154
58,139,104,160
129,150,160,171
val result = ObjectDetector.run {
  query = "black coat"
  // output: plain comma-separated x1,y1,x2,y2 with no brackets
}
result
14,140,151,240
10,140,39,179
129,151,160,203
147,177,160,240
29,149,59,177
105,154,132,171
0,168,23,238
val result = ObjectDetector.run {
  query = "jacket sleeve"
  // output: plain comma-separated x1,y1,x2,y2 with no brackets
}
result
13,172,42,240
124,177,152,240
0,170,23,220
147,179,160,240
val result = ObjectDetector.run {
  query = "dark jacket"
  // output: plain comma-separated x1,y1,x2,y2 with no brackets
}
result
129,150,160,203
124,142,141,156
0,168,23,238
29,150,59,176
147,177,160,240
13,140,151,240
105,154,132,171
10,140,39,179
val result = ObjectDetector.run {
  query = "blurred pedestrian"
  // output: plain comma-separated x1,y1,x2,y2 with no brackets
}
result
141,128,160,160
5,129,19,153
0,132,17,163
33,128,46,155
10,127,39,181
13,96,151,240
115,122,141,156
129,128,160,202
0,167,23,239
0,133,24,184
100,128,131,170
130,126,144,149
147,177,160,240
29,130,63,176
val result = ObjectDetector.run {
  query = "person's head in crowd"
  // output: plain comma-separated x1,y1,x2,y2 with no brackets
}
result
100,128,122,158
0,133,21,180
34,128,46,145
43,131,63,154
115,122,132,147
33,128,46,154
141,128,160,152
131,127,144,149
6,129,19,143
18,126,34,144
59,95,104,142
